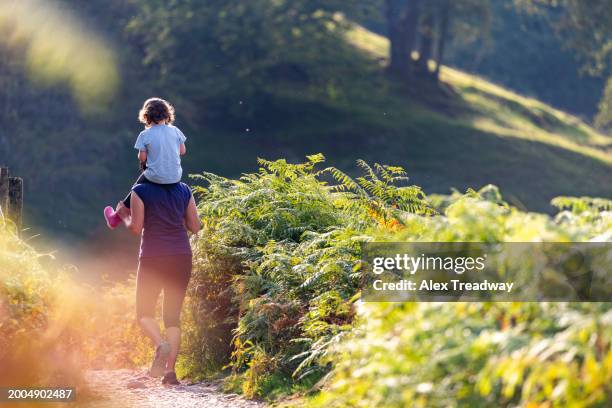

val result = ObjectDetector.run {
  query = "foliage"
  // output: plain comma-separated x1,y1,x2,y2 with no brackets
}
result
124,0,362,124
307,302,611,408
0,0,119,109
303,176,612,407
0,215,150,390
552,196,612,214
512,0,611,124
186,155,612,406
447,0,607,118
185,155,431,397
383,0,492,82
523,0,612,76
0,218,77,387
303,182,610,407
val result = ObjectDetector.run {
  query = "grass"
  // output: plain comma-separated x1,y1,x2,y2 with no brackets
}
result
347,23,612,156
29,20,612,241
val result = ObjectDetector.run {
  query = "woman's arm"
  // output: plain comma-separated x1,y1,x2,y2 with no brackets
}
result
179,143,186,156
117,192,145,235
184,195,201,233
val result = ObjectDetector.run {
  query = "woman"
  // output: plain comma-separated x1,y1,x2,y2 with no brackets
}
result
117,179,201,385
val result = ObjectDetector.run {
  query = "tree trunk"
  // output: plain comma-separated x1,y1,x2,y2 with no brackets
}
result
417,12,435,78
434,7,450,80
386,0,410,75
386,0,421,82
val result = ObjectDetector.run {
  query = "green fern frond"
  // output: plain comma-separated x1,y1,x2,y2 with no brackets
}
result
306,153,326,165
356,159,379,182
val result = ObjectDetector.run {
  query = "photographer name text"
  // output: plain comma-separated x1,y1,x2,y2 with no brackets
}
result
372,279,514,293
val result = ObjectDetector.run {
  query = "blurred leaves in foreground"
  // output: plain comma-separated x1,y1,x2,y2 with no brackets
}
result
0,215,148,393
0,0,119,111
310,302,611,408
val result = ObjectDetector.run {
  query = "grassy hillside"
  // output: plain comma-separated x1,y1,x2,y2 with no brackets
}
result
274,24,612,210
6,18,611,240
179,24,611,222
347,24,611,157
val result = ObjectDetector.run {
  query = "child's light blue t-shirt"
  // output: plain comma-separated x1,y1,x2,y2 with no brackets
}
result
134,124,186,184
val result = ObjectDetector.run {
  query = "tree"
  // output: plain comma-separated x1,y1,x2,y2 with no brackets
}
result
385,0,422,79
124,0,359,124
433,5,450,79
554,0,612,129
515,0,612,128
384,0,491,85
416,10,435,78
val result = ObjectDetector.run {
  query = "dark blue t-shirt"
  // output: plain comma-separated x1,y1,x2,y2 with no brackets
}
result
132,182,192,258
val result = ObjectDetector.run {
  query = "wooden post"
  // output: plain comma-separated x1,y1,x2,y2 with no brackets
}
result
0,167,8,216
8,177,23,231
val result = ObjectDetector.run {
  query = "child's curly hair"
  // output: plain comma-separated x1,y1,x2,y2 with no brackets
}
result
138,97,175,126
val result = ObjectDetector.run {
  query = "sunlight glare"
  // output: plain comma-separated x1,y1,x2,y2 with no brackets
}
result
0,0,119,111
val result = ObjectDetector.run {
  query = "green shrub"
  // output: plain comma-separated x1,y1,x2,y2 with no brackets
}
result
308,302,611,408
184,154,431,395
307,188,612,407
184,155,611,405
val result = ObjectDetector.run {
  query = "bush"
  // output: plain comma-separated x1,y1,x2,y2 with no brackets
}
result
184,155,611,406
0,216,150,391
184,155,430,394
309,302,611,408
0,218,83,387
307,184,612,407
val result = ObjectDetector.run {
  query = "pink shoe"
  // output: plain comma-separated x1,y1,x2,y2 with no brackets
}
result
103,206,122,229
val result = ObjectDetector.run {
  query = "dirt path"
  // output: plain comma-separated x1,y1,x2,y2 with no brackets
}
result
78,369,265,408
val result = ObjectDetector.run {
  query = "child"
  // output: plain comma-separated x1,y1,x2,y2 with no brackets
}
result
104,97,187,229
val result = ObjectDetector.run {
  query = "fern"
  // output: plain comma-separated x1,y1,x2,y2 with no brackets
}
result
324,159,436,219
189,156,439,385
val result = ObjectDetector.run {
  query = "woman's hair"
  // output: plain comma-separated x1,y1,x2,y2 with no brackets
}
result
138,97,175,126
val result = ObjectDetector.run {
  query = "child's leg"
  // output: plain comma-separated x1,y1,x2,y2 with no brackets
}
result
105,173,150,229
121,173,151,209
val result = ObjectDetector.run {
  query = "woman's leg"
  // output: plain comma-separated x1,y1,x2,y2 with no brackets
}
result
136,258,163,341
136,258,173,377
165,327,181,373
139,317,164,346
161,255,192,374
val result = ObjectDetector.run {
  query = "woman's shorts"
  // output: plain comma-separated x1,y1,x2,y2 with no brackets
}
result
136,254,192,328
